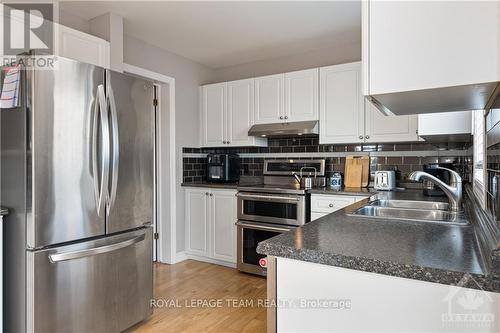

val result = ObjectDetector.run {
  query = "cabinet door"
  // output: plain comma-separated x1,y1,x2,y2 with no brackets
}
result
58,25,110,68
418,111,472,136
202,83,226,147
254,74,284,124
319,62,364,144
365,99,418,143
185,189,209,257
227,79,255,146
285,68,319,122
211,190,237,263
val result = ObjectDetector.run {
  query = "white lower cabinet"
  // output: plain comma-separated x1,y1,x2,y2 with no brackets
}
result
185,187,237,264
276,258,500,332
211,189,237,262
311,194,366,221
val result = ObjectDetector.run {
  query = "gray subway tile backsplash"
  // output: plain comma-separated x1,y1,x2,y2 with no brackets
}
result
182,138,472,183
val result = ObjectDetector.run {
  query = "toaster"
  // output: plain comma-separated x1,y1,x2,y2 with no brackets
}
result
374,171,396,190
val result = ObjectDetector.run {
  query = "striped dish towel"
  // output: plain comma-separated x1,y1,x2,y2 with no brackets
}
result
0,65,21,109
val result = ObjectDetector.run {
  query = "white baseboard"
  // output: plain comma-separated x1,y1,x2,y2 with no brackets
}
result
174,251,188,263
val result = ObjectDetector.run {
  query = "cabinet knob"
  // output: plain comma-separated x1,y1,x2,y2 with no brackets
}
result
205,192,209,196
365,135,370,139
227,141,230,144
359,135,363,140
210,193,213,197
280,116,283,120
329,203,334,208
284,116,288,120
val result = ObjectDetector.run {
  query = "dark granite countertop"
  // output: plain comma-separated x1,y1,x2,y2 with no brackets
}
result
310,187,375,196
182,182,377,197
181,182,238,189
257,190,500,292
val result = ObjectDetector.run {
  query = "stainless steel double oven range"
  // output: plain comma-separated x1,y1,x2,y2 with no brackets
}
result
236,159,325,276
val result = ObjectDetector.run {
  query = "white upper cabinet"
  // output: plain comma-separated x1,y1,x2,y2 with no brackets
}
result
201,83,226,147
57,25,110,68
254,74,285,124
319,63,364,144
365,99,418,143
363,0,500,114
201,80,266,147
320,62,418,144
284,68,319,122
418,111,472,141
227,79,265,146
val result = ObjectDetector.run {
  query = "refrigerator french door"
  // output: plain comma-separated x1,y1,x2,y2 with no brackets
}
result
1,56,154,333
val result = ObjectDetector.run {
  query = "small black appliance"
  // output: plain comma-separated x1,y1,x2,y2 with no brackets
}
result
206,153,240,183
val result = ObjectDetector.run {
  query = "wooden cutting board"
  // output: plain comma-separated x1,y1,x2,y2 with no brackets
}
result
344,163,362,187
345,155,370,188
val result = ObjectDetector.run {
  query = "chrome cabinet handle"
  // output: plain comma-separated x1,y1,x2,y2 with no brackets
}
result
107,83,119,214
359,135,363,140
49,234,146,263
365,135,370,139
329,203,334,208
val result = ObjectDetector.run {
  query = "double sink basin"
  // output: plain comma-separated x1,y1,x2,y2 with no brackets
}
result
349,199,469,225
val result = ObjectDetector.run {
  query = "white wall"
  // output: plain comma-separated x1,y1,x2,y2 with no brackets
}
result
210,41,360,83
123,35,214,254
59,9,90,34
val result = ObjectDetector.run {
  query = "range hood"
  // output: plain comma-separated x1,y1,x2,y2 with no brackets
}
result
248,121,318,137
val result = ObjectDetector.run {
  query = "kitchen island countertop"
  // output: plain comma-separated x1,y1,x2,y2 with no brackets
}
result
257,190,500,292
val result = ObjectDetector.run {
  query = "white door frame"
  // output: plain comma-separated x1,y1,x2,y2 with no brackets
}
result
122,63,176,264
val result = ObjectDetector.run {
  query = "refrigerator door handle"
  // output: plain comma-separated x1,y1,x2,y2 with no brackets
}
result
107,85,119,214
95,84,110,217
48,233,146,263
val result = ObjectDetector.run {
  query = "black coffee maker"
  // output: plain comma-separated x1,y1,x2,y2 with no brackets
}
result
206,154,240,183
422,163,453,197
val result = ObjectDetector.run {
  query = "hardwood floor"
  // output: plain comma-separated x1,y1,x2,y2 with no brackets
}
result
131,260,267,333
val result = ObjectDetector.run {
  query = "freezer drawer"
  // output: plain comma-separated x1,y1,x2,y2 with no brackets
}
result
27,228,153,333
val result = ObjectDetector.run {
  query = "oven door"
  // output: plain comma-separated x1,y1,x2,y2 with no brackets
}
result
236,220,295,276
237,192,307,226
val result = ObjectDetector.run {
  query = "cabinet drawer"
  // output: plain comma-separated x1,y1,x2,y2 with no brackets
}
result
311,194,357,213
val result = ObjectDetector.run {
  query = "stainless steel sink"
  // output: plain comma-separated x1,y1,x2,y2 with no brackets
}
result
369,199,449,211
349,205,469,225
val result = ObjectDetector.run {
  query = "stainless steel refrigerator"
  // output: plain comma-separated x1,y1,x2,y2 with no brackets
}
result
1,56,154,332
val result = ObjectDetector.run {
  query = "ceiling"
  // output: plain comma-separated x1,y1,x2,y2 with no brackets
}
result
60,1,361,69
